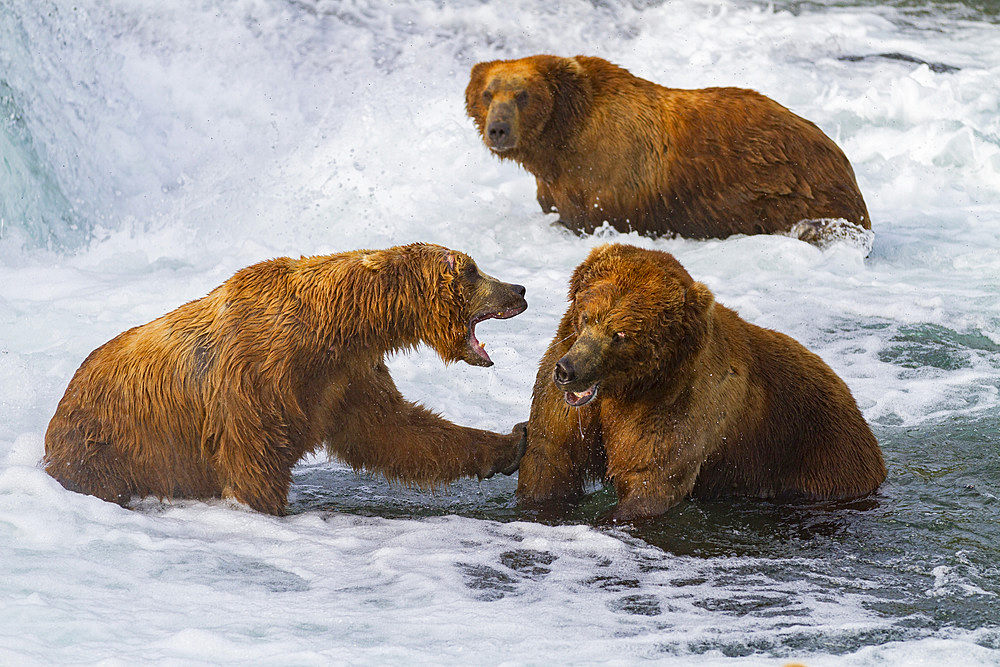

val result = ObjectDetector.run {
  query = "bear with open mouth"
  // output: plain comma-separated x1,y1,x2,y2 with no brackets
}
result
44,243,527,515
517,243,885,521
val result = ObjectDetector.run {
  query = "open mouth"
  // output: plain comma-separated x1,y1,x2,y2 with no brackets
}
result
564,384,598,407
468,304,526,365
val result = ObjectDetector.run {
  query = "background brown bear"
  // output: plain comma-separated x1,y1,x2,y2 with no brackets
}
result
466,55,871,244
516,243,886,521
44,243,527,515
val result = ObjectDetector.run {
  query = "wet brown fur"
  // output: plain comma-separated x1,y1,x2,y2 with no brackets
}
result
44,244,527,515
516,244,886,521
466,55,870,240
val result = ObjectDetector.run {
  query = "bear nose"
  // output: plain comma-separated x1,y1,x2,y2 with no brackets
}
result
512,283,526,297
554,357,576,385
487,121,510,145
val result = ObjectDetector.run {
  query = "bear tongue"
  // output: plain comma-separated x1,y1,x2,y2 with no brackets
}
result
469,321,492,364
564,384,598,407
467,306,527,364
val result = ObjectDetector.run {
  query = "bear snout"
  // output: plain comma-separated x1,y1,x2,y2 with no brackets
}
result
487,120,513,150
554,357,576,386
554,329,610,394
488,280,527,316
554,355,600,407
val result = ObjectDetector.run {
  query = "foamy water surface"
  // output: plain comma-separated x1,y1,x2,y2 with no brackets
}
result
1,0,999,663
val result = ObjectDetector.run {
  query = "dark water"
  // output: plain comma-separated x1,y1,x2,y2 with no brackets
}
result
764,0,1000,21
289,409,1000,655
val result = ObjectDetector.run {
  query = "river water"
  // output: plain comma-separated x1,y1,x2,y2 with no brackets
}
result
1,0,998,663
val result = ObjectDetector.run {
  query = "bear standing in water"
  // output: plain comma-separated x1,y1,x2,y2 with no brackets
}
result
466,55,870,244
45,244,527,515
517,244,885,521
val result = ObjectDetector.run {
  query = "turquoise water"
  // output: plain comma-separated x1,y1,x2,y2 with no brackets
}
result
0,80,85,249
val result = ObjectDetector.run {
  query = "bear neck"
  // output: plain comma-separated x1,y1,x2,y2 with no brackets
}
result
514,61,596,181
517,67,670,186
296,254,458,362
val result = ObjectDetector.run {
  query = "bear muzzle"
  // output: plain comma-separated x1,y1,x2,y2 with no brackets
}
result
465,282,527,367
553,352,601,407
485,103,518,152
487,120,513,151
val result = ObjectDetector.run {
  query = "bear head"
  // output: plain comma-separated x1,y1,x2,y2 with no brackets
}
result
448,249,528,367
360,244,527,369
553,244,714,406
465,55,590,157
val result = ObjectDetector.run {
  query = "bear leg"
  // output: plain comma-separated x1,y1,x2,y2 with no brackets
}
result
324,362,523,486
44,418,135,506
517,369,604,504
213,440,294,516
604,422,707,520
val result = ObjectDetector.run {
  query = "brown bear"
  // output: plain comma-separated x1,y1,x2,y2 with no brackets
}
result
44,243,528,516
466,55,870,243
516,244,886,521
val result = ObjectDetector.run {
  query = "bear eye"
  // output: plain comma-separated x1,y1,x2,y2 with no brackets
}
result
515,91,528,107
613,331,627,344
463,263,479,279
482,90,493,104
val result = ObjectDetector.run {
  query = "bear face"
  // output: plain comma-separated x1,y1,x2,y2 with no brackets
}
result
354,244,526,368
465,56,580,157
447,250,528,367
554,245,711,405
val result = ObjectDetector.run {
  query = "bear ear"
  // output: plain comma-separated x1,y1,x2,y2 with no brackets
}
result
465,61,493,116
542,56,591,127
443,250,457,272
683,281,715,316
568,246,599,296
361,250,387,271
568,265,587,300
569,244,615,298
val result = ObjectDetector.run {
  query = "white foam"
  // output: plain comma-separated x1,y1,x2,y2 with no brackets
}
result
1,0,999,663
